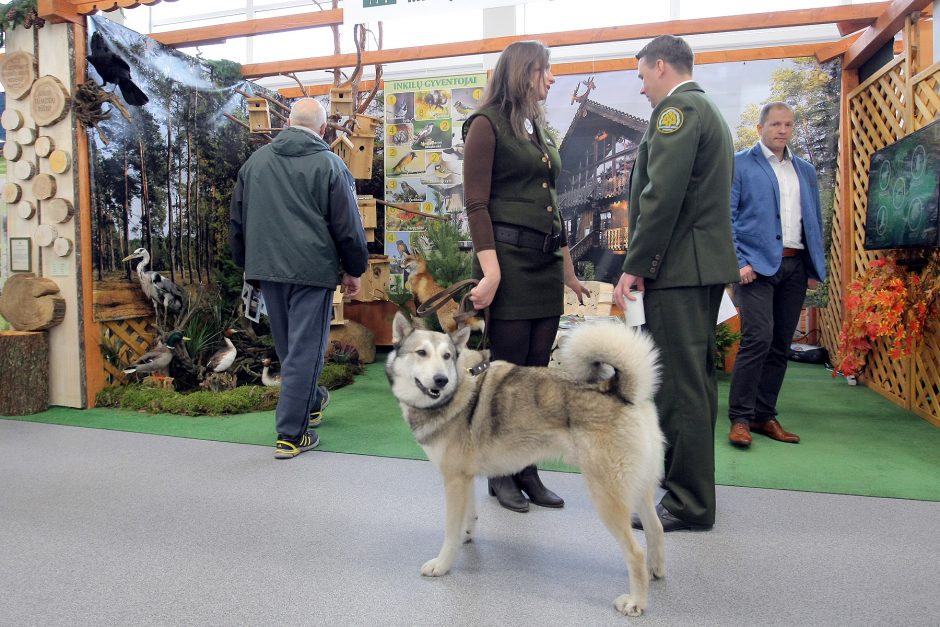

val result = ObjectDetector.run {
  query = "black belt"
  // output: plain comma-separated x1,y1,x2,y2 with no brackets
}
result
492,223,561,253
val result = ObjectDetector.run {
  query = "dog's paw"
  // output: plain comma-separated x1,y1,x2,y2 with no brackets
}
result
614,594,644,617
420,558,451,577
650,564,665,580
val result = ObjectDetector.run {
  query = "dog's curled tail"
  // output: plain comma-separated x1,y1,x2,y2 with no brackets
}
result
558,322,661,404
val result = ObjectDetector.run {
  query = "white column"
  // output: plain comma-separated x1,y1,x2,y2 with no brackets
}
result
483,5,519,69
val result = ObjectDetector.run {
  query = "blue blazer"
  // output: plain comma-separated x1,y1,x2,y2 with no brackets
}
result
730,143,827,282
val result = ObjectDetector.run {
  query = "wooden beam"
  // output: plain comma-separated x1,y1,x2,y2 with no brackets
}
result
243,2,891,78
837,19,877,36
816,32,864,63
151,8,343,48
37,0,82,25
276,42,834,99
73,0,175,15
844,0,933,70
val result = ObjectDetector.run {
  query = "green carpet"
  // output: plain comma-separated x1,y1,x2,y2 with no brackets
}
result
4,360,939,502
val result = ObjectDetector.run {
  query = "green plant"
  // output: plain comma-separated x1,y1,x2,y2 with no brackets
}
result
580,262,596,281
715,322,741,370
414,219,472,287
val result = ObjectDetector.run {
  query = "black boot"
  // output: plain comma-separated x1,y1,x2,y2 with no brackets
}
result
488,476,529,512
513,465,564,508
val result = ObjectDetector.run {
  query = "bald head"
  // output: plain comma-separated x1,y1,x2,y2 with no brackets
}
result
289,98,327,134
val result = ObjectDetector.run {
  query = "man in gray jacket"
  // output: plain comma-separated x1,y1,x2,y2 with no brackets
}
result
231,98,369,459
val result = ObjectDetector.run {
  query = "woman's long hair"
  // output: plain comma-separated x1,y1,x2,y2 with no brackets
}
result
480,40,550,140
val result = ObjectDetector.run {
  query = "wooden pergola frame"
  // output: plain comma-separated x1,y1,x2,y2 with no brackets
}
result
32,1,930,96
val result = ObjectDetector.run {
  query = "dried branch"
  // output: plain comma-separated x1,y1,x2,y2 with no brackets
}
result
376,199,447,221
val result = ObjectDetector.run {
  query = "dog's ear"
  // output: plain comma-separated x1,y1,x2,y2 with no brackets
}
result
392,311,415,344
450,324,471,350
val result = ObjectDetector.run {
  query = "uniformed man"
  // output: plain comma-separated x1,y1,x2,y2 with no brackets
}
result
613,35,739,531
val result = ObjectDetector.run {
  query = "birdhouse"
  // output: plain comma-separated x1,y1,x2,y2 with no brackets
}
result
246,97,272,133
347,134,375,180
330,135,355,167
329,85,355,117
357,195,377,242
351,256,391,302
331,287,346,326
353,113,381,137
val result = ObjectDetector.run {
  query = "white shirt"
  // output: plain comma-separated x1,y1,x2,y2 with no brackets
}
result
666,79,695,97
759,141,803,249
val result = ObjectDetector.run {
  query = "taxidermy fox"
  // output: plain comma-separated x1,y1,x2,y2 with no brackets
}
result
402,253,484,334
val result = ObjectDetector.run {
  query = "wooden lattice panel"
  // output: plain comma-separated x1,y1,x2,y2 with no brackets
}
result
100,318,155,385
820,111,845,356
835,54,940,426
912,317,940,426
910,61,940,130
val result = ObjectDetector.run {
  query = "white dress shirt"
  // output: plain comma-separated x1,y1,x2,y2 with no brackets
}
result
759,141,803,249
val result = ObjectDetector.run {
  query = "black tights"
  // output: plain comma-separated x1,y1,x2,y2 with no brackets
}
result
487,316,561,367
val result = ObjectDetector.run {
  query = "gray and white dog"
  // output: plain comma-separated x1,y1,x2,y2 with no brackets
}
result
386,311,667,617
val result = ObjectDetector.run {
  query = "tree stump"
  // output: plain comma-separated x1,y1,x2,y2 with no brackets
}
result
0,273,66,331
0,331,49,415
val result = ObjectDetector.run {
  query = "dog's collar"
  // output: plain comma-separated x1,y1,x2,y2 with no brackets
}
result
467,358,490,377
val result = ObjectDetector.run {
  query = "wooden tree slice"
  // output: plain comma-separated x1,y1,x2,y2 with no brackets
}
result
35,224,58,247
15,126,37,145
0,330,49,415
34,136,54,157
31,76,71,127
0,273,66,332
32,174,57,200
53,237,73,257
3,183,23,204
46,198,74,224
1,108,24,130
3,141,23,161
16,201,36,220
49,150,71,174
0,51,37,100
14,161,36,180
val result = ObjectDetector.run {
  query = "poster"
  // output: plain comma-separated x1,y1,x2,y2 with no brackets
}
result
383,73,486,290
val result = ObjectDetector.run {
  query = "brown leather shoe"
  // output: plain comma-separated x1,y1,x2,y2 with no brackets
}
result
729,422,752,447
751,419,800,443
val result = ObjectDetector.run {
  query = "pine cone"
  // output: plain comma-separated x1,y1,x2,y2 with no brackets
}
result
6,8,18,25
33,16,45,28
22,11,34,29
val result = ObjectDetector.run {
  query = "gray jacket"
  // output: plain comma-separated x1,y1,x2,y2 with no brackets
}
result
230,127,368,287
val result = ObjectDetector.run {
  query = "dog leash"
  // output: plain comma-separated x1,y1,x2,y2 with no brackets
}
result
415,278,491,376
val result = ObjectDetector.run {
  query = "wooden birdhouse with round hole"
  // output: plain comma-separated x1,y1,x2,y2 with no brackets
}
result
329,85,355,117
347,134,375,180
246,97,272,133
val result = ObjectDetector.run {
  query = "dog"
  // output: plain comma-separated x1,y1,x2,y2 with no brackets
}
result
401,253,484,334
386,311,666,617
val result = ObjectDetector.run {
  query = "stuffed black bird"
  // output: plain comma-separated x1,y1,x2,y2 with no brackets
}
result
87,32,149,107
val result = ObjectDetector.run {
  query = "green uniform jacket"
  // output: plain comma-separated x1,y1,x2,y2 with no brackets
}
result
622,82,739,289
463,106,564,319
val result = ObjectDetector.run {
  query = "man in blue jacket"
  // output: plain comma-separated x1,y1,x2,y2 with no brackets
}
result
728,101,827,447
230,98,369,459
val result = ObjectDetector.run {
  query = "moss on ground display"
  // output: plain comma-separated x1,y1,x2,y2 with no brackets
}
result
96,362,358,415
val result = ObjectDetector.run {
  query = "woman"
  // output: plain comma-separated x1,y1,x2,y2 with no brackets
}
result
463,40,590,513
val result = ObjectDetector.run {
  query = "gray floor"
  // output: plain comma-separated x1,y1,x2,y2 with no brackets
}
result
1,421,938,627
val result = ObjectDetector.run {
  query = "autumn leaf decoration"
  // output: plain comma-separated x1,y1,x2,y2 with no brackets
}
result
835,251,940,377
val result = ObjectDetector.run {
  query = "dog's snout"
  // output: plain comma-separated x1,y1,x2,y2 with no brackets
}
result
433,374,449,389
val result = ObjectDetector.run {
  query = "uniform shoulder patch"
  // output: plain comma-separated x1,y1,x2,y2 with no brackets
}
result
656,107,684,134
